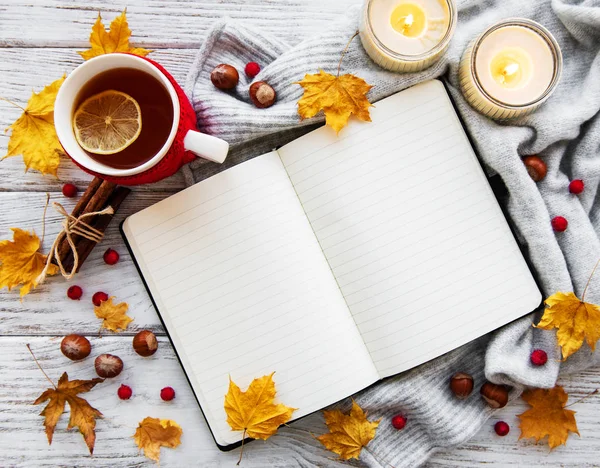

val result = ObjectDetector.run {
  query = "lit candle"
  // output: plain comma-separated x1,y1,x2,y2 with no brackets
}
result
359,0,457,73
460,19,562,119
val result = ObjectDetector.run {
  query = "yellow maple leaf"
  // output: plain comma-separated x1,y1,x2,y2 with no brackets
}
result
296,70,373,134
78,9,151,61
0,228,58,297
518,386,579,449
317,400,380,460
2,76,65,176
33,372,104,455
133,417,182,463
224,372,296,440
94,296,133,332
536,291,600,360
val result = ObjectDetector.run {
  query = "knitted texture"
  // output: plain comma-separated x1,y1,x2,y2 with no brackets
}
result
74,55,198,186
182,1,600,466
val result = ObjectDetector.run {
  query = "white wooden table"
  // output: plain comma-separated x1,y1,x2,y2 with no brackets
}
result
1,1,599,466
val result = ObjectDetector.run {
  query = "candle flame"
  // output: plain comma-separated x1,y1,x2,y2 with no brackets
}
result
503,63,520,77
404,13,414,29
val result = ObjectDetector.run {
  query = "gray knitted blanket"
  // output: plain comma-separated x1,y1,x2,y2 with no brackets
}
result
181,0,600,466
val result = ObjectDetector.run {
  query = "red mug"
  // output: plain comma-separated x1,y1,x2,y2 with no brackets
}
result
54,53,228,186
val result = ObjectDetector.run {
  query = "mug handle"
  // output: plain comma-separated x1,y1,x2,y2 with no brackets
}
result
183,130,229,164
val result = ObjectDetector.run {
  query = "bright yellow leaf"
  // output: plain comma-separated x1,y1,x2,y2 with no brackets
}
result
536,291,600,360
33,372,104,455
133,417,182,463
78,9,151,61
296,70,373,133
224,372,296,440
0,228,58,297
3,76,65,176
94,296,133,332
518,386,579,449
317,400,380,460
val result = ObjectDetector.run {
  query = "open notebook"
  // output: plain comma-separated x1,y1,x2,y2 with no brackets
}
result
122,80,541,450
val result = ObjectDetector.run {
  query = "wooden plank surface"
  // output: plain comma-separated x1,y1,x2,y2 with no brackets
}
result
0,0,599,466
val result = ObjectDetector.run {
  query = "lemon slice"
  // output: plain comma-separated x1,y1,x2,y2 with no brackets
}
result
73,90,142,155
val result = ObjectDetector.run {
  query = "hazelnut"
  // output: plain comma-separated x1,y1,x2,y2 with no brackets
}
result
523,156,547,182
210,64,239,90
249,81,276,108
480,382,509,408
60,334,91,361
133,330,158,357
449,372,474,399
94,354,123,378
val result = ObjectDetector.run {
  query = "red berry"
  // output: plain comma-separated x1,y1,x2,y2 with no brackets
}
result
530,349,548,366
67,285,83,300
62,183,78,198
494,421,510,436
103,248,120,265
569,179,584,194
92,291,109,306
391,414,406,430
117,384,132,400
551,216,568,232
160,386,176,401
245,61,260,78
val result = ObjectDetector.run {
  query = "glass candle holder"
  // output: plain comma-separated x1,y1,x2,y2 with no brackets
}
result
359,0,457,73
459,18,562,120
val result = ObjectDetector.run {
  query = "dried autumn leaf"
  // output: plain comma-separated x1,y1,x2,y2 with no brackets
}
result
2,76,65,176
317,400,380,460
133,417,182,463
78,9,151,61
94,296,133,332
518,386,579,449
296,70,373,133
33,372,104,454
0,228,58,297
224,372,296,440
536,291,600,360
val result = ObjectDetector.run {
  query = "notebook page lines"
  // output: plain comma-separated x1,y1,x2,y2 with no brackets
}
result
278,80,541,379
123,152,379,446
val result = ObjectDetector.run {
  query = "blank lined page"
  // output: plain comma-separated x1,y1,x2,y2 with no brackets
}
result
123,152,378,447
278,80,542,378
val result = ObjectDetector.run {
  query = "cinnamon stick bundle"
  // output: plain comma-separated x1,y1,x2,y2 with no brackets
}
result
53,177,130,272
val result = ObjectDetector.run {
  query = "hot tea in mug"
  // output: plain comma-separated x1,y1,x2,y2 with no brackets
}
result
73,67,174,170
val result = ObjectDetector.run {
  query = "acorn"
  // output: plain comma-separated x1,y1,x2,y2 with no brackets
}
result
60,334,91,361
449,372,474,399
133,330,158,357
210,64,239,90
480,382,509,408
523,156,547,182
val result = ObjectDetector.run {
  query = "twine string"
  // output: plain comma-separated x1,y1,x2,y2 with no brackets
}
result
36,201,114,284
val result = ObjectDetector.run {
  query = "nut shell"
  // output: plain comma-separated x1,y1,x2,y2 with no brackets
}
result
249,81,276,108
60,334,91,361
480,382,509,408
449,372,474,399
210,64,239,90
94,353,123,378
523,156,547,182
133,330,158,357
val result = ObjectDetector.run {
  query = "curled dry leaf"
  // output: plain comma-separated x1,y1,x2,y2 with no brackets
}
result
0,228,58,297
2,75,65,176
296,70,373,134
518,386,579,449
33,372,104,454
78,9,151,61
536,292,600,360
133,417,182,463
94,296,133,332
317,400,380,460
